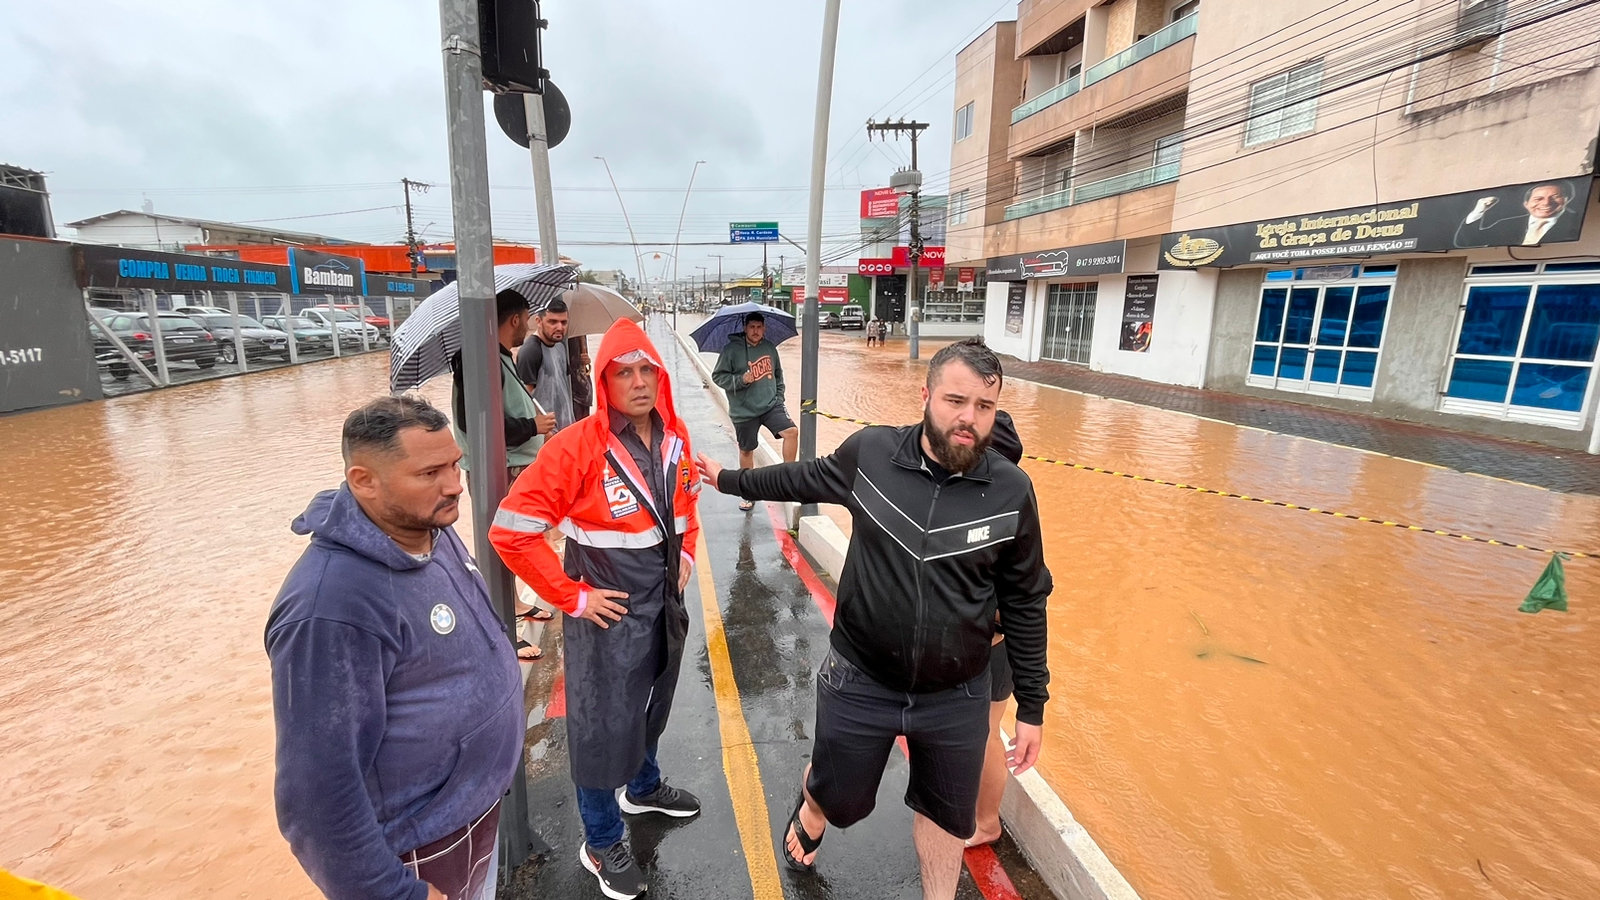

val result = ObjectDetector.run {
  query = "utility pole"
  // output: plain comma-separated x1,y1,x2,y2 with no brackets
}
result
436,0,535,869
779,253,785,310
867,118,928,359
800,0,842,506
710,253,724,306
401,178,431,276
762,243,769,300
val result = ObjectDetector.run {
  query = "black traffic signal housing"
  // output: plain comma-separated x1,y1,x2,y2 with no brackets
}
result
480,0,547,93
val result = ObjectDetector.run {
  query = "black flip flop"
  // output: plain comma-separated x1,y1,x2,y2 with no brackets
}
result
515,638,544,662
517,607,554,622
781,791,824,873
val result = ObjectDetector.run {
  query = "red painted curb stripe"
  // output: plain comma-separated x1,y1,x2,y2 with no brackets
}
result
546,670,566,719
762,502,1023,900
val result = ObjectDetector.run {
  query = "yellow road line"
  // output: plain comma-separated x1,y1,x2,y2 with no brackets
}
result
694,530,785,900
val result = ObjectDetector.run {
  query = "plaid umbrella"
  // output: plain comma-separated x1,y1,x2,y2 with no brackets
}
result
388,263,575,392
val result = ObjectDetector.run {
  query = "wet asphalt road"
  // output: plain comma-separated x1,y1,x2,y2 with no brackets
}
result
503,320,1054,900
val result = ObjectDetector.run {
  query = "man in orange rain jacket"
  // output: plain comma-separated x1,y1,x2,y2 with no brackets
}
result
488,318,700,900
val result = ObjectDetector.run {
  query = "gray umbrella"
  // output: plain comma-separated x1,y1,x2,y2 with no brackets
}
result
388,263,575,392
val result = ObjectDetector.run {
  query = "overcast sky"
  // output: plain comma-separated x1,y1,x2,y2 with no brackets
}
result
1,0,1013,282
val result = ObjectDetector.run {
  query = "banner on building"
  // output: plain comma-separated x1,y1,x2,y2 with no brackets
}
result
288,248,367,295
74,245,291,293
1004,282,1027,335
985,239,1126,280
1159,175,1596,269
858,258,895,276
957,267,976,292
374,274,441,296
891,245,945,268
1119,274,1158,352
860,188,900,220
792,285,849,304
928,267,945,288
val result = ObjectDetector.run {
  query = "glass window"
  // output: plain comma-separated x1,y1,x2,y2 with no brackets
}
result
948,190,970,225
1251,344,1278,376
1316,286,1353,346
1543,262,1600,273
1348,285,1390,349
1245,60,1322,146
1342,351,1377,387
1249,277,1390,398
1447,358,1514,402
1283,288,1318,344
1278,347,1308,379
1511,363,1589,411
1444,279,1600,422
1521,283,1600,362
1360,264,1398,276
1455,285,1530,356
1256,288,1287,341
1468,263,1539,276
955,102,974,142
1311,349,1342,383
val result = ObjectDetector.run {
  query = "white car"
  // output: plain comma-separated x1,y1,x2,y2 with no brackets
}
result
302,307,381,346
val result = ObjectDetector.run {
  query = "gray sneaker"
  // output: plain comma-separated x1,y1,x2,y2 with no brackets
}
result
618,781,702,818
579,840,648,900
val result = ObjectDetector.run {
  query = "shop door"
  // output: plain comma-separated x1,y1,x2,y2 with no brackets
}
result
876,275,906,325
1249,280,1391,398
1041,282,1097,364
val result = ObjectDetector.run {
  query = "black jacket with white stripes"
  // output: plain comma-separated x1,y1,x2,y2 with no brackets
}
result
719,423,1052,725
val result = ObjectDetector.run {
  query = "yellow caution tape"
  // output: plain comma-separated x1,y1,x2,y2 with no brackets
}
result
804,407,1595,560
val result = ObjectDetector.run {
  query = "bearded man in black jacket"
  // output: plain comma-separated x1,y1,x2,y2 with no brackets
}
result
696,338,1051,900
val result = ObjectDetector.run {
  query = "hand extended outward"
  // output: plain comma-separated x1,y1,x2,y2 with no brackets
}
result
695,453,727,490
578,588,630,629
1006,722,1043,776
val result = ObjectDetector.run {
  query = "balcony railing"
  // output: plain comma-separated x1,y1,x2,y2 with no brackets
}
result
1011,74,1081,124
1003,159,1181,220
1011,12,1197,124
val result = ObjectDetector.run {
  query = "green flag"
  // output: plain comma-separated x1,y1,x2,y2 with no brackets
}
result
1519,553,1570,614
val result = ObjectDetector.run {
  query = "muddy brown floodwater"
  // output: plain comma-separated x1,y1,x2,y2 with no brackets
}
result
694,319,1600,899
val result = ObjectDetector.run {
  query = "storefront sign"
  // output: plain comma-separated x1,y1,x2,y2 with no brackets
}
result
1004,282,1027,335
792,285,849,304
1119,274,1158,352
1159,175,1595,269
860,188,900,219
957,267,976,292
985,240,1127,280
858,258,896,276
375,274,439,296
928,267,945,288
74,245,290,293
891,245,945,267
288,248,367,295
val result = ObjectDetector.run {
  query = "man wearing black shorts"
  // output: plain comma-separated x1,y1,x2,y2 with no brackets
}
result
710,311,798,511
697,339,1051,900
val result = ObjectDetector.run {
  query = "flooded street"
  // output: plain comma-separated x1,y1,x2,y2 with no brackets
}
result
5,323,1599,899
750,325,1600,899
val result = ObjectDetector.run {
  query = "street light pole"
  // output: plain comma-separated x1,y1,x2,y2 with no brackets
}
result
595,156,647,292
800,0,843,506
671,160,706,328
436,0,534,868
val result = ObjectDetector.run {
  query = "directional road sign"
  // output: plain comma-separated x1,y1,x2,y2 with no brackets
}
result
730,221,779,244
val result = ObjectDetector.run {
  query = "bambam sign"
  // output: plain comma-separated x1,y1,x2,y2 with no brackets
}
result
1159,176,1594,269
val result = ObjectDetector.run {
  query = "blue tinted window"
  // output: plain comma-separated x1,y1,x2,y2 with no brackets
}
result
1446,358,1513,402
1521,283,1600,362
1256,289,1287,341
1264,269,1295,281
1542,262,1600,273
1342,351,1377,387
1251,344,1278,376
1317,287,1353,346
1469,264,1538,276
1347,286,1389,349
1278,347,1308,380
1284,288,1319,344
1361,264,1397,276
1511,363,1590,411
1456,286,1530,356
1311,349,1342,383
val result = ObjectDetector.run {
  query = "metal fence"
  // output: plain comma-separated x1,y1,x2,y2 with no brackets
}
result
88,289,423,398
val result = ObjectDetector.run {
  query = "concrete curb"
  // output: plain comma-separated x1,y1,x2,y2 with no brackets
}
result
669,327,799,527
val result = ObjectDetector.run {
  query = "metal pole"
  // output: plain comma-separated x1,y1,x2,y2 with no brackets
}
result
801,0,841,508
328,295,342,358
283,297,299,365
438,0,534,868
671,160,705,328
143,289,171,386
358,295,372,353
596,156,647,290
524,93,560,265
226,291,249,373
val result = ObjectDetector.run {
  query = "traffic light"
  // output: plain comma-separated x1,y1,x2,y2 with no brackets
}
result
479,0,547,94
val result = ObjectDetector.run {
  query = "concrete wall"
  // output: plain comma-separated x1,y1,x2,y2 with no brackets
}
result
1202,267,1264,391
1088,269,1217,386
1,238,103,414
1373,256,1468,411
984,279,1035,360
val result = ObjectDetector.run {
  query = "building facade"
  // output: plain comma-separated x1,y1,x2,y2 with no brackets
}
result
954,0,1600,449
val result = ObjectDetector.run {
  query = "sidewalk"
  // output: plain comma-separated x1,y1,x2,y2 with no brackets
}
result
507,320,1057,900
1002,357,1600,495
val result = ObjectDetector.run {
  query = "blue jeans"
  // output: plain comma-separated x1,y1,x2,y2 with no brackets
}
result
576,744,661,849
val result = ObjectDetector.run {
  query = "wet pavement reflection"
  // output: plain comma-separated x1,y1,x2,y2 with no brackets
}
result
687,319,1600,900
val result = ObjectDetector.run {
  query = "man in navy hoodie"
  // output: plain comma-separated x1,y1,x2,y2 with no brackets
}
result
267,395,524,900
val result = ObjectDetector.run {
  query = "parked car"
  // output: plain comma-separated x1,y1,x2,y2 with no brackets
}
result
333,303,391,335
89,311,155,381
174,306,233,317
93,312,218,372
185,313,291,363
302,307,382,347
839,304,866,330
260,315,336,352
822,312,841,329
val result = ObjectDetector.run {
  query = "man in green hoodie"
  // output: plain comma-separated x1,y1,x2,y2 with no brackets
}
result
711,311,797,511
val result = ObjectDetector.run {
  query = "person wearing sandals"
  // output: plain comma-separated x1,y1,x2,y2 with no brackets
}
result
267,396,523,900
697,340,1052,900
491,320,704,900
710,311,798,511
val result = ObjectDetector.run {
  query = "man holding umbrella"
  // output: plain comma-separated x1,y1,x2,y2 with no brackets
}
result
710,310,797,511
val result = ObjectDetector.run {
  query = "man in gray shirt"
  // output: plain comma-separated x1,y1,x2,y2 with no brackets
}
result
515,298,586,430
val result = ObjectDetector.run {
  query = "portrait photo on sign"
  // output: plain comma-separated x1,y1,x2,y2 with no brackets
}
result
1453,179,1584,249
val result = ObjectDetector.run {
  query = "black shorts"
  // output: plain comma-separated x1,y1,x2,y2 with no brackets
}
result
989,637,1014,703
806,647,990,839
734,405,796,452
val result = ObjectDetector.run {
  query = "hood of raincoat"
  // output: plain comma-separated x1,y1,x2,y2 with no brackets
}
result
588,318,689,444
290,485,430,572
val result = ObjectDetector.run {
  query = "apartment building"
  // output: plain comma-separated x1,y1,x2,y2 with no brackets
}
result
954,0,1600,449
